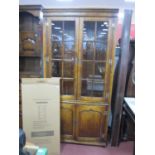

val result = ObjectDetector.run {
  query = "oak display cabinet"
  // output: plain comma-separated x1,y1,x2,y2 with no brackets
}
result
43,9,118,146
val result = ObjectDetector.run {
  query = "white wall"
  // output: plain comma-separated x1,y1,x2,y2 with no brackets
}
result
19,0,134,9
19,0,135,24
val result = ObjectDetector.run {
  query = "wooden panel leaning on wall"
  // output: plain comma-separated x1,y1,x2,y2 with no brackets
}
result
111,39,135,143
121,40,135,141
125,40,135,97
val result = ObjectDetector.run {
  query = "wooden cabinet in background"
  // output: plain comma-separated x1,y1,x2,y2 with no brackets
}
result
43,8,118,146
19,5,44,128
19,5,43,78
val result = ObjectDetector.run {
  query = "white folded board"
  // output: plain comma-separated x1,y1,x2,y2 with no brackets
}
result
21,78,60,155
124,97,135,114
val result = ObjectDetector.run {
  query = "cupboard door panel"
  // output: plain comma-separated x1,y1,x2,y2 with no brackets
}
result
61,103,75,139
76,104,107,141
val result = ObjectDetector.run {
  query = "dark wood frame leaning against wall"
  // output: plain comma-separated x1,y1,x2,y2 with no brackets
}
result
120,40,135,142
111,10,133,146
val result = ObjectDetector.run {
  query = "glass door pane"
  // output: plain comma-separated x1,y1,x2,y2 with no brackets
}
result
82,22,95,60
82,61,93,79
82,42,94,60
64,21,75,60
95,62,106,79
51,21,63,41
96,21,109,61
64,41,75,59
62,80,74,95
52,41,63,59
63,61,74,78
83,21,95,41
81,80,92,96
52,60,62,77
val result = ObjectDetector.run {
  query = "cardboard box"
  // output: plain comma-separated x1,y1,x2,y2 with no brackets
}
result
21,78,60,155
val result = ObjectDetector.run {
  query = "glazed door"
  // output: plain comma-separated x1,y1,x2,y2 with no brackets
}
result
46,17,79,100
77,17,113,103
46,17,113,101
